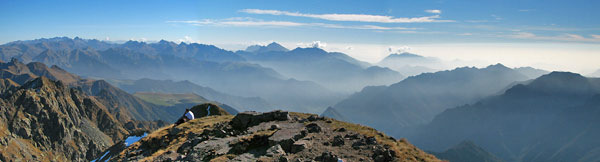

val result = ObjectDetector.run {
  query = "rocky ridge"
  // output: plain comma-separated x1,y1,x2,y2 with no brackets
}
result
0,77,129,161
109,110,440,162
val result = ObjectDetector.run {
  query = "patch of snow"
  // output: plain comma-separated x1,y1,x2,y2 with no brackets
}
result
90,150,110,162
124,133,147,147
206,105,211,116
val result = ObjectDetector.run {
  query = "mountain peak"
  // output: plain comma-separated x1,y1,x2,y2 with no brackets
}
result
532,71,587,85
245,42,288,53
485,63,510,70
21,76,61,90
507,71,594,96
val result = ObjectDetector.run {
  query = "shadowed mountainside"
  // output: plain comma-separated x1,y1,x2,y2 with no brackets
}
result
410,72,600,162
326,64,533,137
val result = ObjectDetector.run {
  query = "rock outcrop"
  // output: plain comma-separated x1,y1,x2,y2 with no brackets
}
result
109,111,441,162
0,77,129,162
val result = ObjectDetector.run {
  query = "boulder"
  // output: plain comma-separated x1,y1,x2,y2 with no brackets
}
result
305,123,321,133
230,110,290,130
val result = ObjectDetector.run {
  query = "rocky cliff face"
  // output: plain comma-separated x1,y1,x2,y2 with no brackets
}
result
0,60,171,161
108,110,440,162
0,77,129,161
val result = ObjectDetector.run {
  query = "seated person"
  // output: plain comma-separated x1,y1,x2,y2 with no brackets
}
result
174,108,195,125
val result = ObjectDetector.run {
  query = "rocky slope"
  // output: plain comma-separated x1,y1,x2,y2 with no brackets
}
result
0,77,129,161
108,110,440,162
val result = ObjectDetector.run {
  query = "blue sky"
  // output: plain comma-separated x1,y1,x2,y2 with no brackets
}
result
1,0,599,72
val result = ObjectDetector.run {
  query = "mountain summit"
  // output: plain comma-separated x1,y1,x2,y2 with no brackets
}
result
107,111,440,162
245,42,289,53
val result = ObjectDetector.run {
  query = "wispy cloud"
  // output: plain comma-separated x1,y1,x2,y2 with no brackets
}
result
167,19,419,31
425,9,442,14
239,9,453,23
506,32,600,42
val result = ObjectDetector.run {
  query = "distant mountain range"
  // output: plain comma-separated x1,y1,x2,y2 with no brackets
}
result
377,52,444,76
410,72,600,161
238,43,403,93
324,64,537,136
1,37,379,113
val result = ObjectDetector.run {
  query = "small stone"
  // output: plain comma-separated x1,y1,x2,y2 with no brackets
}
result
335,128,346,132
332,135,345,146
270,124,280,130
367,137,377,145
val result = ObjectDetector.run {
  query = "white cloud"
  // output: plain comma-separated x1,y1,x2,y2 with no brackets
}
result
296,41,327,48
308,41,327,48
240,9,453,23
129,37,147,42
167,19,417,31
388,46,412,53
506,32,600,42
425,9,442,14
178,36,195,43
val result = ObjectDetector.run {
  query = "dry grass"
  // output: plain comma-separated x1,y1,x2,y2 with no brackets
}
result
122,115,234,162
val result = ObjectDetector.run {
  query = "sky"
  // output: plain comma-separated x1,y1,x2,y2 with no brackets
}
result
1,0,599,73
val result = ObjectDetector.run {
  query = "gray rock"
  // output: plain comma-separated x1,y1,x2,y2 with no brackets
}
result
230,110,290,130
266,144,286,157
291,140,308,153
